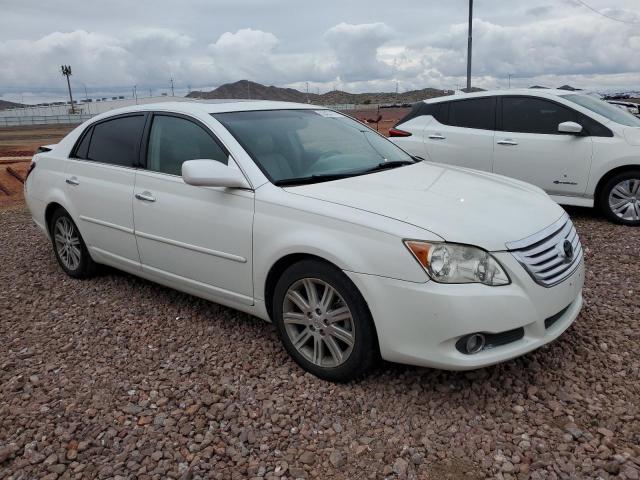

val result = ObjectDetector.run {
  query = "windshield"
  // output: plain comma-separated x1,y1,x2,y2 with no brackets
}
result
212,109,414,184
561,94,640,127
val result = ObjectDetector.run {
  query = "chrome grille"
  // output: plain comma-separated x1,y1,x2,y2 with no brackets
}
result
505,212,583,288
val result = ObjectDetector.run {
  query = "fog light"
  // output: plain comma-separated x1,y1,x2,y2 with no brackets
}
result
466,334,485,354
456,333,486,355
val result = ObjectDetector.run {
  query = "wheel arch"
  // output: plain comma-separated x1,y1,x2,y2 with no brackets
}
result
594,164,640,206
263,252,381,357
44,201,66,233
264,253,340,321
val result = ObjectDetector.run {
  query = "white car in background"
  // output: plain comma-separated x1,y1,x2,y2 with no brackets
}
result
390,89,640,225
25,101,583,381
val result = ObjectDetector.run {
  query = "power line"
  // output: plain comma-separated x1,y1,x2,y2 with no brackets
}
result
574,0,639,24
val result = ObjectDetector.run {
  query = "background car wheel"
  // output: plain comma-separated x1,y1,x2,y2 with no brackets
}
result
599,170,640,226
273,259,377,382
49,208,97,278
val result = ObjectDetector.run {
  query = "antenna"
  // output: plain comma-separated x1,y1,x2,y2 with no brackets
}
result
466,0,473,90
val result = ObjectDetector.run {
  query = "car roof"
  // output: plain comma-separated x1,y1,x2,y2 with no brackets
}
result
89,99,324,120
423,88,582,104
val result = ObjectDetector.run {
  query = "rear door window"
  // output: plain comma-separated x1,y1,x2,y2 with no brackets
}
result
501,97,576,135
446,98,495,130
86,115,146,167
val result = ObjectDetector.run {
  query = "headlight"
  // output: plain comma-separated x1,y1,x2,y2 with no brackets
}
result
404,241,510,286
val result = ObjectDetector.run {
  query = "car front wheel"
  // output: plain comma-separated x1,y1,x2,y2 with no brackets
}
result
600,170,640,226
272,259,377,382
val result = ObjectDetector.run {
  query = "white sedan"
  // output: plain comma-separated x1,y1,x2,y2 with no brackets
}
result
24,101,584,381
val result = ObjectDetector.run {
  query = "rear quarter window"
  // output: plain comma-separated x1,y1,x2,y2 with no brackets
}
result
446,97,495,130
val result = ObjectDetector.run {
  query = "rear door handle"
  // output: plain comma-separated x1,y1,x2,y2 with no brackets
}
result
135,191,156,202
65,177,79,186
428,134,446,140
497,139,518,146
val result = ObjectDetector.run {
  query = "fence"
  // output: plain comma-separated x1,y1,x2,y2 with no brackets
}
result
0,114,94,127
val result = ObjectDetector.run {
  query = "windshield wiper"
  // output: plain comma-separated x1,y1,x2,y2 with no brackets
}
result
274,159,421,187
360,159,419,174
274,172,356,187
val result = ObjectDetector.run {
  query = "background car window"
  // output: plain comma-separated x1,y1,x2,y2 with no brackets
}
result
86,115,145,167
147,115,228,176
396,102,447,126
502,97,576,135
446,98,495,130
561,94,640,127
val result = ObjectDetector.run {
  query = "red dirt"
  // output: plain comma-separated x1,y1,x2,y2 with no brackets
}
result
340,107,410,136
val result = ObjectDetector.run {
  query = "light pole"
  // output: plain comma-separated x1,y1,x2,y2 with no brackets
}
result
508,74,513,89
466,0,473,91
170,78,175,97
61,65,75,113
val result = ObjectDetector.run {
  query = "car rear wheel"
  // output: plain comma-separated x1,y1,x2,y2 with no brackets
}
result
272,259,377,382
49,208,97,278
599,170,640,226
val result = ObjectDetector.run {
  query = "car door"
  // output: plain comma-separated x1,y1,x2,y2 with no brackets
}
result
422,97,496,172
493,96,593,196
132,113,255,306
64,113,146,271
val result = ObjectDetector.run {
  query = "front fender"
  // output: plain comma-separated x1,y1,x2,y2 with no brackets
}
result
252,186,441,303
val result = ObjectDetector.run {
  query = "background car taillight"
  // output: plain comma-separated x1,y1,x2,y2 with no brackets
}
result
388,127,412,137
26,161,36,181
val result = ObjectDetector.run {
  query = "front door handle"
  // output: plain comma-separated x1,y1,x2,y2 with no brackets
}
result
65,177,79,186
428,134,446,140
135,191,156,202
497,139,518,146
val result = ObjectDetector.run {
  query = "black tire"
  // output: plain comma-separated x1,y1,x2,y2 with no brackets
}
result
272,259,378,382
49,208,97,278
598,169,640,226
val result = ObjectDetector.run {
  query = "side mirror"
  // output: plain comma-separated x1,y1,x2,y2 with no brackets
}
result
182,159,251,189
558,121,583,135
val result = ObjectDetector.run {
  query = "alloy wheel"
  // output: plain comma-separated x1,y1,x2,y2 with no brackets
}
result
282,278,355,368
54,216,82,271
608,178,640,222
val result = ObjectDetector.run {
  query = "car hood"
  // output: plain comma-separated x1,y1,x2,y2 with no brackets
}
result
284,162,565,251
623,126,640,146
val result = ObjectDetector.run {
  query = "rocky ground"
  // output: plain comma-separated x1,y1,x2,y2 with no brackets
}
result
0,204,638,480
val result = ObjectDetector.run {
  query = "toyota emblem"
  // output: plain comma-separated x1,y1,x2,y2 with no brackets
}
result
562,239,574,260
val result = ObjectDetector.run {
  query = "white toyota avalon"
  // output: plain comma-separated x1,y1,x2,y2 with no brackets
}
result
24,101,584,381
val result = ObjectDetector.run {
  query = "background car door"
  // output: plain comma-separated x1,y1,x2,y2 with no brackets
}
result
423,97,496,172
64,114,146,270
493,96,593,196
133,113,254,306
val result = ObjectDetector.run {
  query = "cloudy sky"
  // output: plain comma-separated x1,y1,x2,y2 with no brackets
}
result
1,0,639,103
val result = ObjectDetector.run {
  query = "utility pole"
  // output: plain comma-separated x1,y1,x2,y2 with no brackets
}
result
306,82,310,103
60,65,75,113
170,78,175,96
508,74,513,89
133,85,138,104
466,0,473,91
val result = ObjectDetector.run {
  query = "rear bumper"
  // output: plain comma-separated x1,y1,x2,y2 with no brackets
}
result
345,254,584,370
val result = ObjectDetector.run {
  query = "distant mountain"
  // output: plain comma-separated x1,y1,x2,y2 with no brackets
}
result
187,80,452,105
557,85,582,91
0,100,23,111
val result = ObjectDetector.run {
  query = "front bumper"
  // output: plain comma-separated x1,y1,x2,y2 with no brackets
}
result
345,253,584,370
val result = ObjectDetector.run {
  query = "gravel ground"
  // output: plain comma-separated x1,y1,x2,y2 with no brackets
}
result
1,204,639,480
